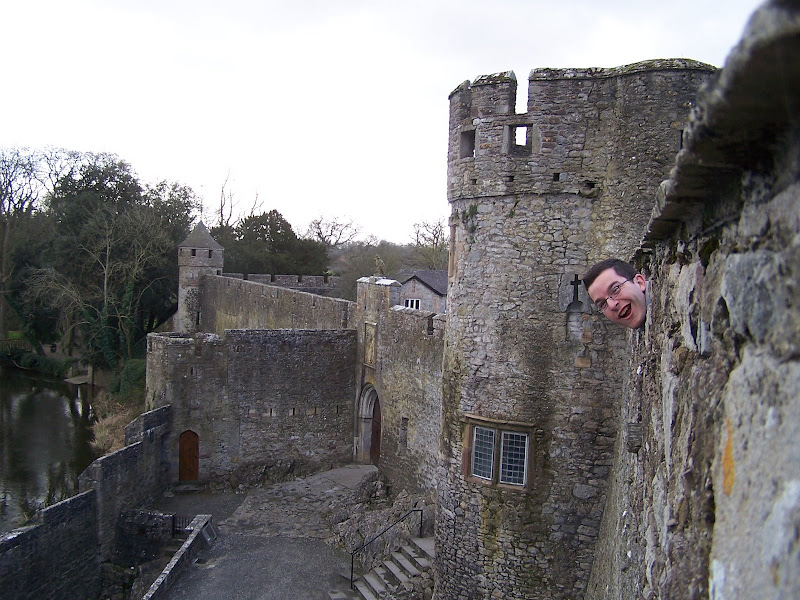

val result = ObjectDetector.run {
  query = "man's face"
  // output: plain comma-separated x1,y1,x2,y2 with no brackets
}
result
587,268,648,328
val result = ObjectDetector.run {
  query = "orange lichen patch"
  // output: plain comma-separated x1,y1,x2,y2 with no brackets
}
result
722,418,735,496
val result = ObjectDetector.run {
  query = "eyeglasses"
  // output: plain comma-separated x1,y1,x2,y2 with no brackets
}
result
595,280,630,312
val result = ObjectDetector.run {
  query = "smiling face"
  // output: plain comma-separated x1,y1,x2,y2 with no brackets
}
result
587,267,648,328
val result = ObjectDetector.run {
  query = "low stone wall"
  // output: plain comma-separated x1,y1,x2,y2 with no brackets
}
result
80,406,171,560
141,515,216,600
115,509,174,566
0,490,100,600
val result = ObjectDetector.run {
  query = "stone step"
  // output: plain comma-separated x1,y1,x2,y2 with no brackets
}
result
354,578,379,600
382,559,411,586
373,564,395,593
391,551,421,578
410,536,436,560
400,544,431,571
363,571,387,598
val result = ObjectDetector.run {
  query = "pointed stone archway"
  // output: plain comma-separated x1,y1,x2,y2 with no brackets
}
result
357,385,381,464
179,430,199,481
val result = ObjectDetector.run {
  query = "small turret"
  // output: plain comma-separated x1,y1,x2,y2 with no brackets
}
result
176,222,224,333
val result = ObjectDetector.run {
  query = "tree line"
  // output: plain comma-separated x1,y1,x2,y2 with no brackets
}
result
0,147,448,373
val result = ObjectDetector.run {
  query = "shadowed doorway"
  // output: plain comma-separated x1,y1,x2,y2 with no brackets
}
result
179,430,199,481
370,398,381,465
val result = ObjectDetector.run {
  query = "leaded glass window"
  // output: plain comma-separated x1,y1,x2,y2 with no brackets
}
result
472,426,495,480
500,431,528,485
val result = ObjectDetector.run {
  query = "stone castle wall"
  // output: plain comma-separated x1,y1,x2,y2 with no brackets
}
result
378,307,444,495
0,491,100,600
354,277,445,496
200,275,355,334
0,406,171,599
588,4,800,598
222,273,342,296
146,329,356,486
437,60,715,599
79,405,171,560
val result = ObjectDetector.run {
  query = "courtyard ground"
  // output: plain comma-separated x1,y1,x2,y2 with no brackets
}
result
153,464,378,600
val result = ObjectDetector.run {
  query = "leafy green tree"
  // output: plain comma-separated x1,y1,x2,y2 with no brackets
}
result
216,209,328,276
139,181,202,331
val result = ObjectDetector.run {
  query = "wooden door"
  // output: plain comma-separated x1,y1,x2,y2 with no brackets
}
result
179,430,199,481
370,399,381,466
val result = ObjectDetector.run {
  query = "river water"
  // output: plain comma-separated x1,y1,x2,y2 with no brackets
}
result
0,368,95,534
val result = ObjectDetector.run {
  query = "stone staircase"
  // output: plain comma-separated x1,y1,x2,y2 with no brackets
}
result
329,536,435,600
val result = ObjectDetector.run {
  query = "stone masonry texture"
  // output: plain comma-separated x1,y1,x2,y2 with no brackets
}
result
147,329,356,486
0,491,100,600
437,56,714,599
587,3,800,598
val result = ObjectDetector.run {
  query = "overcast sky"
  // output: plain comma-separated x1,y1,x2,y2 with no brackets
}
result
3,0,760,243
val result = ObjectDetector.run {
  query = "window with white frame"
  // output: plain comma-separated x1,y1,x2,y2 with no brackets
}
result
404,298,420,310
467,421,530,488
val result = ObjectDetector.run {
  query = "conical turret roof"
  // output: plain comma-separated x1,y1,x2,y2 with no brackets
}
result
178,221,223,250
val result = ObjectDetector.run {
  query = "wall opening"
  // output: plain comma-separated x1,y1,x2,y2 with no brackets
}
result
508,125,531,156
515,126,526,146
515,79,527,114
460,130,476,159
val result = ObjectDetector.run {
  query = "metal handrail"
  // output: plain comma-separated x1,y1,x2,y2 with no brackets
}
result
350,508,423,589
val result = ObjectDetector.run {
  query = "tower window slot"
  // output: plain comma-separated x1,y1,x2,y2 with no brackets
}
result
460,130,476,159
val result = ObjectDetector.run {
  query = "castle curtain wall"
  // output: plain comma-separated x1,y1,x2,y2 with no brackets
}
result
588,5,800,598
200,275,355,334
146,329,355,486
437,62,714,598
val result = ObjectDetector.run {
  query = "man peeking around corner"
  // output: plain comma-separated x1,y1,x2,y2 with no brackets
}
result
582,258,648,329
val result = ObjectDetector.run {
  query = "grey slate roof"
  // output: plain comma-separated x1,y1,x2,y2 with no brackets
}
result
395,270,448,296
179,221,224,250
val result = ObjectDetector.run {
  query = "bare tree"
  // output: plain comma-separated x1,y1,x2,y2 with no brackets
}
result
412,220,449,270
216,172,236,228
304,216,361,248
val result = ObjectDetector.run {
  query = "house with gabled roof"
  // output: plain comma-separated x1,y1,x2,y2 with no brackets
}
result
393,269,447,313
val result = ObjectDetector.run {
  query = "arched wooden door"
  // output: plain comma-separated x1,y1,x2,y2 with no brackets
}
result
370,398,381,466
179,430,199,481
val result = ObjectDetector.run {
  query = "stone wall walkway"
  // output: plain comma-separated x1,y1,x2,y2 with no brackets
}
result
154,464,378,600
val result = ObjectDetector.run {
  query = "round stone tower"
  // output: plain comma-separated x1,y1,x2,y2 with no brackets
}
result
436,60,715,599
177,222,224,334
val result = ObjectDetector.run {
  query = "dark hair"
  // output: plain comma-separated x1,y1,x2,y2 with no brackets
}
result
582,258,637,290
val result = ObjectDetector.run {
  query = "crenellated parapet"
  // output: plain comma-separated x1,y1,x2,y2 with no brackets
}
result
447,59,715,260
